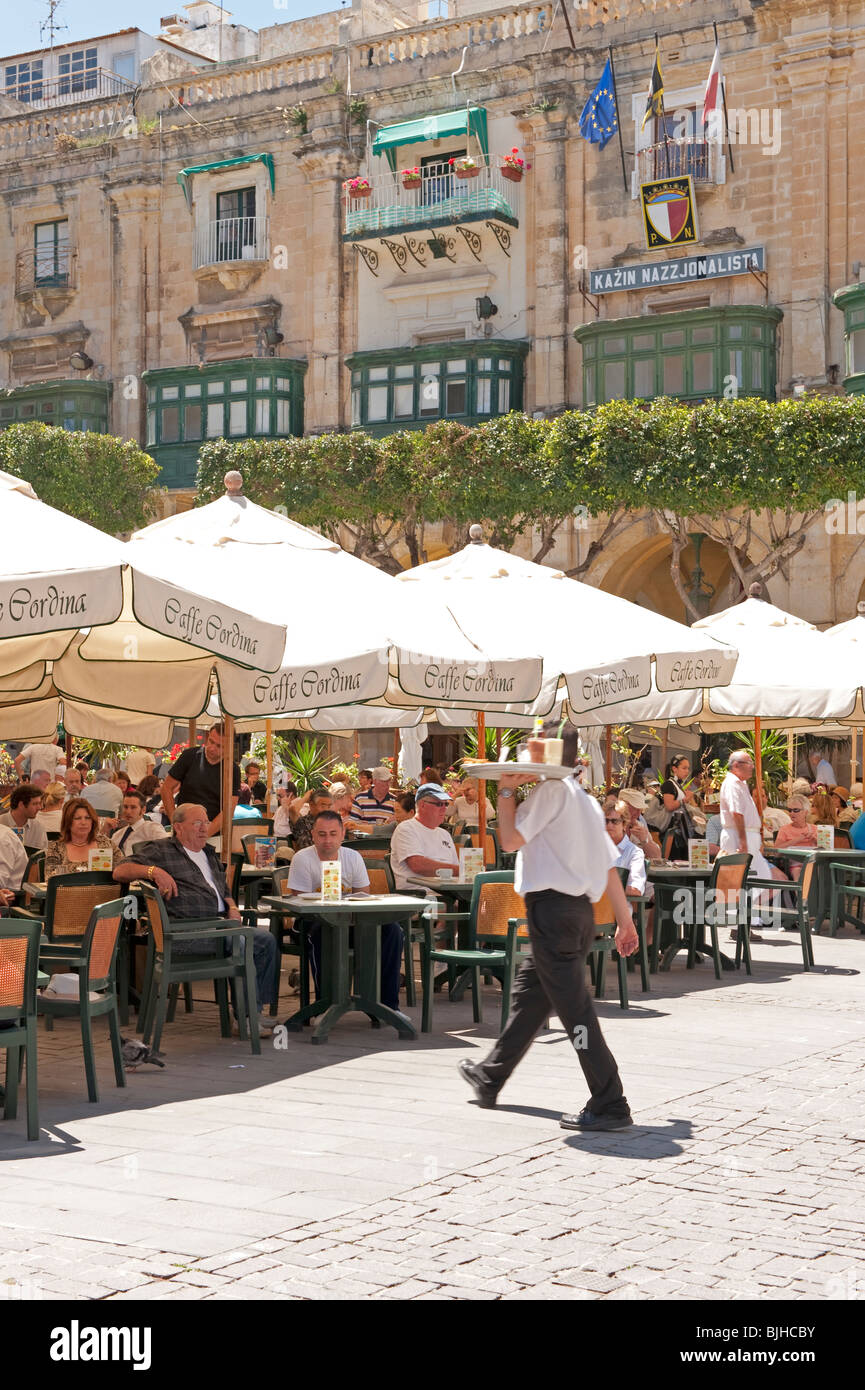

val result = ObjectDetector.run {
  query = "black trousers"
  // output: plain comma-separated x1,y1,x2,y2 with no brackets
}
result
477,889,629,1116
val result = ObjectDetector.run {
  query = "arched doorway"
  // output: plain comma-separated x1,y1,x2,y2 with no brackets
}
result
598,532,737,622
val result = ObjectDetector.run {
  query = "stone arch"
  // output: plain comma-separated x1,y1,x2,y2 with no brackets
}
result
583,516,738,622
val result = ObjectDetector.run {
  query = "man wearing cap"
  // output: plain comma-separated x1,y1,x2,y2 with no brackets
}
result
459,770,639,1132
351,767,396,825
618,789,662,862
390,783,458,889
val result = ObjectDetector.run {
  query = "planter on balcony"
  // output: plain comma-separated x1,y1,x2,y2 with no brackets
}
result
402,177,421,190
501,166,523,183
454,166,480,179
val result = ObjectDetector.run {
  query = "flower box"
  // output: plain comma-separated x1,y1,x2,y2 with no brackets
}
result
454,165,480,179
402,176,422,190
500,165,523,183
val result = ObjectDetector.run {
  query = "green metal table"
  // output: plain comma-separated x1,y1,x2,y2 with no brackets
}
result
764,847,865,933
646,864,733,971
261,893,420,1044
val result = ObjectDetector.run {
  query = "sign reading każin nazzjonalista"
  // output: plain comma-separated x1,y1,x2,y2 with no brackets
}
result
0,573,123,638
589,246,765,295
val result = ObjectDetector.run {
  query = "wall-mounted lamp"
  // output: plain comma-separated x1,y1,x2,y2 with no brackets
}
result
475,295,498,320
69,351,93,371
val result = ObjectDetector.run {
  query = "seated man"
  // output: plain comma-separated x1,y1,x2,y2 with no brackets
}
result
704,811,723,859
617,789,661,862
0,784,49,851
351,765,396,826
605,801,648,897
288,810,404,1011
109,789,169,856
390,782,459,890
81,767,124,817
112,803,278,1034
0,822,28,909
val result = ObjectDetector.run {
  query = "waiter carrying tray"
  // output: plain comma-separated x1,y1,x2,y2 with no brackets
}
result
460,769,639,1131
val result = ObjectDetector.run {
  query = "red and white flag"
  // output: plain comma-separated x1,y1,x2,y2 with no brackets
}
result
702,42,722,127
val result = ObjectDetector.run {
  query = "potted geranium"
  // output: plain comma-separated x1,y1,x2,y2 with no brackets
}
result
401,166,422,190
500,147,530,182
343,175,372,199
450,155,479,179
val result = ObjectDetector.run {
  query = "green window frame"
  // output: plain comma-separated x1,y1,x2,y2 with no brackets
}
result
346,341,528,433
833,284,865,395
142,358,307,489
575,306,782,406
34,219,70,287
0,380,110,433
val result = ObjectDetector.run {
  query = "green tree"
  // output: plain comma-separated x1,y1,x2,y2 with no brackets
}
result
0,423,161,534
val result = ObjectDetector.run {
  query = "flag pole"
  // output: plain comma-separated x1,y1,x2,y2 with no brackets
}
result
560,0,577,51
655,33,671,179
608,46,629,194
713,22,735,175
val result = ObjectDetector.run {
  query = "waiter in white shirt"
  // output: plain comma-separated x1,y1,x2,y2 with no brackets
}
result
459,771,639,1133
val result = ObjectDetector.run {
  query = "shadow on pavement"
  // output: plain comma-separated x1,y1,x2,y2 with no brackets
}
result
562,1117,693,1158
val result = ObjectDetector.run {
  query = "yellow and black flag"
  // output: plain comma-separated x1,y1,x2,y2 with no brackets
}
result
641,43,664,130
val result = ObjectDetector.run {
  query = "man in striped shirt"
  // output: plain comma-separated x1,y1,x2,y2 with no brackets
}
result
351,766,396,825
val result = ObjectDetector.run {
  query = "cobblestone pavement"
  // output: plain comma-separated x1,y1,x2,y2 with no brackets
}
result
1,928,864,1301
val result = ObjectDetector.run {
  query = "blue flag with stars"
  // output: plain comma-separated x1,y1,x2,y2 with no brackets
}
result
579,56,618,150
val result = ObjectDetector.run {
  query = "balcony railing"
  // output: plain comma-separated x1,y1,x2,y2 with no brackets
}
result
15,246,77,297
343,157,522,240
193,215,269,269
635,138,721,188
3,68,137,112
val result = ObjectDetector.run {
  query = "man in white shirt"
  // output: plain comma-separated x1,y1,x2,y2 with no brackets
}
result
0,784,49,851
125,747,156,787
390,783,459,890
288,810,403,1010
459,772,638,1133
719,749,786,934
0,822,29,906
110,790,169,857
14,737,64,782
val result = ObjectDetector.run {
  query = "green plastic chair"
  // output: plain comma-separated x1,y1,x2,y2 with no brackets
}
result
264,864,311,1016
749,859,815,970
37,897,128,1103
827,860,865,938
137,882,261,1055
587,885,629,1009
0,919,41,1141
419,871,530,1032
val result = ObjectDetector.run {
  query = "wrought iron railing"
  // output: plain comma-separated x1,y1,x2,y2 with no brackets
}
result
343,156,522,237
193,215,270,268
3,67,136,111
635,138,718,185
15,246,76,296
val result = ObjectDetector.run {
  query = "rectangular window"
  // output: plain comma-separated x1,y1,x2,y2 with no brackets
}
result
447,359,466,374
603,337,626,355
162,385,179,400
585,364,596,407
206,402,224,437
633,358,654,398
6,60,43,102
146,407,156,445
367,385,389,422
476,378,492,414
34,220,70,286
228,400,247,436
662,331,685,348
393,383,414,418
420,150,465,207
632,333,654,351
230,378,246,393
161,405,180,443
216,188,257,260
255,376,270,391
351,389,361,427
603,361,626,401
498,378,511,412
184,403,202,439
691,352,714,394
420,368,439,415
255,398,270,434
850,329,865,375
58,47,98,95
750,350,763,390
691,325,714,345
368,366,388,381
276,399,291,434
663,355,684,395
207,381,224,395
729,350,743,386
445,378,466,414
185,383,201,398
276,376,291,390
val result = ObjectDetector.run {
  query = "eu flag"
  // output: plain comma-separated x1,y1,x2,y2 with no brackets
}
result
579,56,618,150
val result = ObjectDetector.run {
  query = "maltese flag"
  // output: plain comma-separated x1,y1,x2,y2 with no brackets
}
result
702,42,723,129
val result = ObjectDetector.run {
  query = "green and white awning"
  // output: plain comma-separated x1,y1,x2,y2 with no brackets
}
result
371,107,488,172
177,153,275,208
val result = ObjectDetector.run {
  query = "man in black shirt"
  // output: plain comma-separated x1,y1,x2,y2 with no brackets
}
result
161,725,240,837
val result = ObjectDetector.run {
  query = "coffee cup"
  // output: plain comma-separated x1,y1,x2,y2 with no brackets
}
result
435,868,454,879
543,738,564,765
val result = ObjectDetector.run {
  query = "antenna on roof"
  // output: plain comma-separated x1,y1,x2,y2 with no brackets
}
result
40,0,67,56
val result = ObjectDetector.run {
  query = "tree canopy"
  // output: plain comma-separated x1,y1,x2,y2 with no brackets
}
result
0,423,161,535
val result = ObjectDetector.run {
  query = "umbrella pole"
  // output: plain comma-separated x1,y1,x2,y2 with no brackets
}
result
188,718,197,749
477,709,488,866
495,727,502,760
265,719,274,808
393,727,400,789
604,726,612,793
221,714,235,868
787,729,795,793
753,716,763,815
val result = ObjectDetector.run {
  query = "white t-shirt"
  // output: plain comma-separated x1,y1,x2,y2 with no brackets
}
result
720,772,760,833
0,823,28,891
183,846,226,912
0,812,48,851
514,779,617,900
22,743,64,779
287,846,370,894
390,817,459,890
125,750,155,785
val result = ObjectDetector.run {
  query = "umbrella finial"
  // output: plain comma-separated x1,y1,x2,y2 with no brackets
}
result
468,524,485,544
748,581,764,600
224,470,244,497
858,601,865,616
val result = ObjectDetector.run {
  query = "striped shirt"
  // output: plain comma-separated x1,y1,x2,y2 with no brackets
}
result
350,790,396,825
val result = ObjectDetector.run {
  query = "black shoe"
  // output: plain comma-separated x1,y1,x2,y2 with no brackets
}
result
458,1059,499,1108
560,1107,633,1132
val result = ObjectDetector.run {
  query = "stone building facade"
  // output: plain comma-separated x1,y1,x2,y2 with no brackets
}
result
1,0,864,637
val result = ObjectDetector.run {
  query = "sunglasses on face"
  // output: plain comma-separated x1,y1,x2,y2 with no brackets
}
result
605,817,622,825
